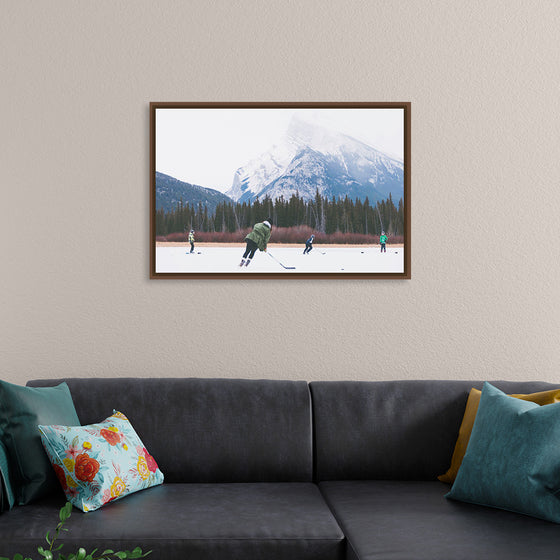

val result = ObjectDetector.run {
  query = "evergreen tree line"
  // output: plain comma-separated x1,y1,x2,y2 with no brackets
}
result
155,191,404,237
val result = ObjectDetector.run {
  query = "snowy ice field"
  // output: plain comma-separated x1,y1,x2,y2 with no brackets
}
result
156,245,404,274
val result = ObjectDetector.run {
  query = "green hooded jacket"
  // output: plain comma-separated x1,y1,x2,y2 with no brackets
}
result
246,222,271,251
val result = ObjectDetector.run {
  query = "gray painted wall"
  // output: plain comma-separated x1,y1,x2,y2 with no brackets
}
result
2,1,559,383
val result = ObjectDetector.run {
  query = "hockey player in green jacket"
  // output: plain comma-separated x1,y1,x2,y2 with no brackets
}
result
239,219,272,267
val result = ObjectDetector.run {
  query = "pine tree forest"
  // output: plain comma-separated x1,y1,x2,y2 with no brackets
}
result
155,191,404,243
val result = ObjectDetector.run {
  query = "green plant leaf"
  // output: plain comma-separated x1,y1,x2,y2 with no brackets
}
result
59,502,72,522
39,549,53,560
15,500,149,560
64,502,73,519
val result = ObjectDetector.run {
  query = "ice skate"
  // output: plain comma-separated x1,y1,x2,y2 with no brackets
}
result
245,259,251,267
239,259,246,267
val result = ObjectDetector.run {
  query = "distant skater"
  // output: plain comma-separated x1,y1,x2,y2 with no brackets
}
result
239,219,272,267
303,234,315,254
379,230,387,253
188,229,195,253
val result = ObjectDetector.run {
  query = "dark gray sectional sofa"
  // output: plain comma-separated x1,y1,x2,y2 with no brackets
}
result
2,377,560,560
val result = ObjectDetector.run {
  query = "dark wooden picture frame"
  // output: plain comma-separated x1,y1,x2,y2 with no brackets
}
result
150,102,410,279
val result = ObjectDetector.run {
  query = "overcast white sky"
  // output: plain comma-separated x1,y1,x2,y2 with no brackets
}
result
155,108,404,192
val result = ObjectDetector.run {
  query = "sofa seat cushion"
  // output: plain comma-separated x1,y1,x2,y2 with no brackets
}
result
319,481,560,560
0,483,344,560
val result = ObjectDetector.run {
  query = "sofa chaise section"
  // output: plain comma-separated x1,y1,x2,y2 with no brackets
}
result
310,380,560,560
320,480,560,560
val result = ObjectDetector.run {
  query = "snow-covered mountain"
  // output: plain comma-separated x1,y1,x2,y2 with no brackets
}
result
226,115,404,204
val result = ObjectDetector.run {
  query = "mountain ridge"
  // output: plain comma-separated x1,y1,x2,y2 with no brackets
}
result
155,171,233,214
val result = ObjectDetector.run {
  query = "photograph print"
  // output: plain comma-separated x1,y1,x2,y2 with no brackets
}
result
150,102,410,278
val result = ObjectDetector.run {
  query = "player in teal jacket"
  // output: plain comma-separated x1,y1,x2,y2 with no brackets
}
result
239,220,272,267
379,231,387,253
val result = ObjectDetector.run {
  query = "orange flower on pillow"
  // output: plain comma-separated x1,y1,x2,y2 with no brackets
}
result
143,448,159,473
100,428,121,446
74,453,100,482
53,463,68,492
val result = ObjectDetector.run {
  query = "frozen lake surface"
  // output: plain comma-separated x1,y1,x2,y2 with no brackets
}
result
156,245,403,274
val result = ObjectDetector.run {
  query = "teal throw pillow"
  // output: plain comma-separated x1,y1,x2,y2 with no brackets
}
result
446,382,560,523
0,439,15,511
39,411,164,512
0,380,80,504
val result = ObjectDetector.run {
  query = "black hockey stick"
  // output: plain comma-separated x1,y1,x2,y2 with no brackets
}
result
267,252,295,270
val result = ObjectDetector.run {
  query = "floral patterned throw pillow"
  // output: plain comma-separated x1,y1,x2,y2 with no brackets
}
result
38,411,164,512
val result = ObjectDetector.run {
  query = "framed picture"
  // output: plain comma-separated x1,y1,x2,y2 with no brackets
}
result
150,102,410,278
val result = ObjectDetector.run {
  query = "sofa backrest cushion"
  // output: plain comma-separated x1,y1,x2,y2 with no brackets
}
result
309,380,560,481
27,378,313,483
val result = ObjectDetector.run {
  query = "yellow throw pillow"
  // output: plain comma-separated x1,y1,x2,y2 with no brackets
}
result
438,387,560,484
